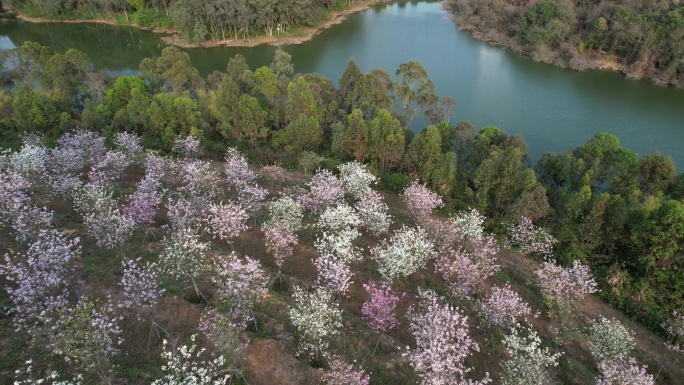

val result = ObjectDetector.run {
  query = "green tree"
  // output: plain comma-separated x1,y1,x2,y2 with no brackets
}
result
235,94,269,147
105,76,149,115
139,46,203,95
367,108,404,173
332,108,368,162
270,48,294,79
338,57,362,112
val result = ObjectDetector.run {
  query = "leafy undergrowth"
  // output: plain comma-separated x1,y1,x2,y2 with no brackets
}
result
1,132,683,385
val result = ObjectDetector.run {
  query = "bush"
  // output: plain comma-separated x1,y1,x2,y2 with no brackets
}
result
381,172,411,194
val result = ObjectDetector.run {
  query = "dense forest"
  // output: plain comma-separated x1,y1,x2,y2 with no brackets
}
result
4,0,372,42
1,42,684,384
445,0,684,89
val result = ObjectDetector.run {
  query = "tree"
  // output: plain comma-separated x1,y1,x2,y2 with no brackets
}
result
289,286,343,360
372,225,436,282
322,359,370,385
407,289,490,385
212,253,268,329
105,76,148,115
500,327,561,385
338,58,362,112
204,202,248,244
477,285,532,329
338,161,377,200
361,281,405,334
367,109,404,173
152,335,232,385
332,108,369,162
139,47,203,95
392,61,437,126
638,151,675,195
402,181,443,221
535,259,597,315
235,94,269,147
270,48,294,79
298,168,345,214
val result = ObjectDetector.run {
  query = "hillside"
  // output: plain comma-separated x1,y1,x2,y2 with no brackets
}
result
1,133,683,384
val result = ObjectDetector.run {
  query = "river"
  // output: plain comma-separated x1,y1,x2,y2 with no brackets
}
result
1,0,683,167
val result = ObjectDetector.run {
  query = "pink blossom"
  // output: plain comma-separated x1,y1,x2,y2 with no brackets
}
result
477,285,532,329
212,253,268,329
205,202,249,243
436,234,500,298
406,289,490,385
403,181,443,220
262,223,298,270
322,359,370,385
361,281,405,334
298,168,345,214
535,259,597,311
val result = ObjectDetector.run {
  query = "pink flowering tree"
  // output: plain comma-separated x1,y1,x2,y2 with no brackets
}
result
114,132,144,158
212,253,269,330
119,258,165,345
314,254,354,297
166,197,205,231
0,169,53,242
298,168,345,214
88,150,131,189
663,309,684,353
406,289,491,385
0,229,79,336
224,148,267,213
436,234,500,298
262,222,298,274
204,202,249,245
322,358,371,385
535,259,597,316
177,159,221,204
509,217,556,260
403,181,443,221
477,285,532,330
422,217,463,254
596,357,655,385
362,281,405,353
172,134,202,158
124,173,164,229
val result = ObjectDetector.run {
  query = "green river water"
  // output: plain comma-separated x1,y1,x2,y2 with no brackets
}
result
1,0,683,167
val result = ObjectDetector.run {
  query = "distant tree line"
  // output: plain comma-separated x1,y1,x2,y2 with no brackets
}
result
5,0,368,42
1,41,683,333
445,0,684,89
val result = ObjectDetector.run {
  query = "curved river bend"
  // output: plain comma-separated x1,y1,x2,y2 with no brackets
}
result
1,0,683,167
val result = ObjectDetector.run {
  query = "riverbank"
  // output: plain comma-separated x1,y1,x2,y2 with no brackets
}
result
445,6,683,91
4,0,391,49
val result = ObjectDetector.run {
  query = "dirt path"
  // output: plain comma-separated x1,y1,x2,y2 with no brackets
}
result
6,0,390,49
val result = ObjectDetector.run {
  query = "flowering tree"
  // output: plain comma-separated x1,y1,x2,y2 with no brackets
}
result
152,335,232,385
477,285,532,329
212,253,268,329
265,196,304,232
166,197,205,231
262,223,298,272
453,208,485,239
172,135,202,158
589,317,636,362
178,160,220,203
224,147,258,189
436,234,500,298
595,357,655,385
289,286,343,360
509,217,556,260
13,365,83,385
6,143,48,182
199,308,247,354
500,327,562,385
406,289,490,385
88,150,130,189
403,181,442,220
361,281,405,334
124,173,164,228
73,184,134,250
204,202,248,244
317,204,361,232
52,297,123,385
158,227,209,284
423,217,463,254
372,225,436,282
322,359,371,385
354,190,391,237
0,169,53,242
663,309,684,352
114,132,144,158
120,258,164,320
298,168,345,214
338,161,377,200
315,229,361,264
1,229,79,335
535,259,597,314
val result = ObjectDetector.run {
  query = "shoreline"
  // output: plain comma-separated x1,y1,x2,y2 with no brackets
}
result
445,13,681,91
5,0,391,49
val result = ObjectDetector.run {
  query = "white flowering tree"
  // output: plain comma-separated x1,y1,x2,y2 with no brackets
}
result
158,227,210,293
152,335,233,385
289,287,343,361
317,204,361,233
338,161,377,200
265,195,304,232
500,327,562,385
372,225,436,282
354,190,391,237
509,217,556,260
453,208,486,239
406,289,490,385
